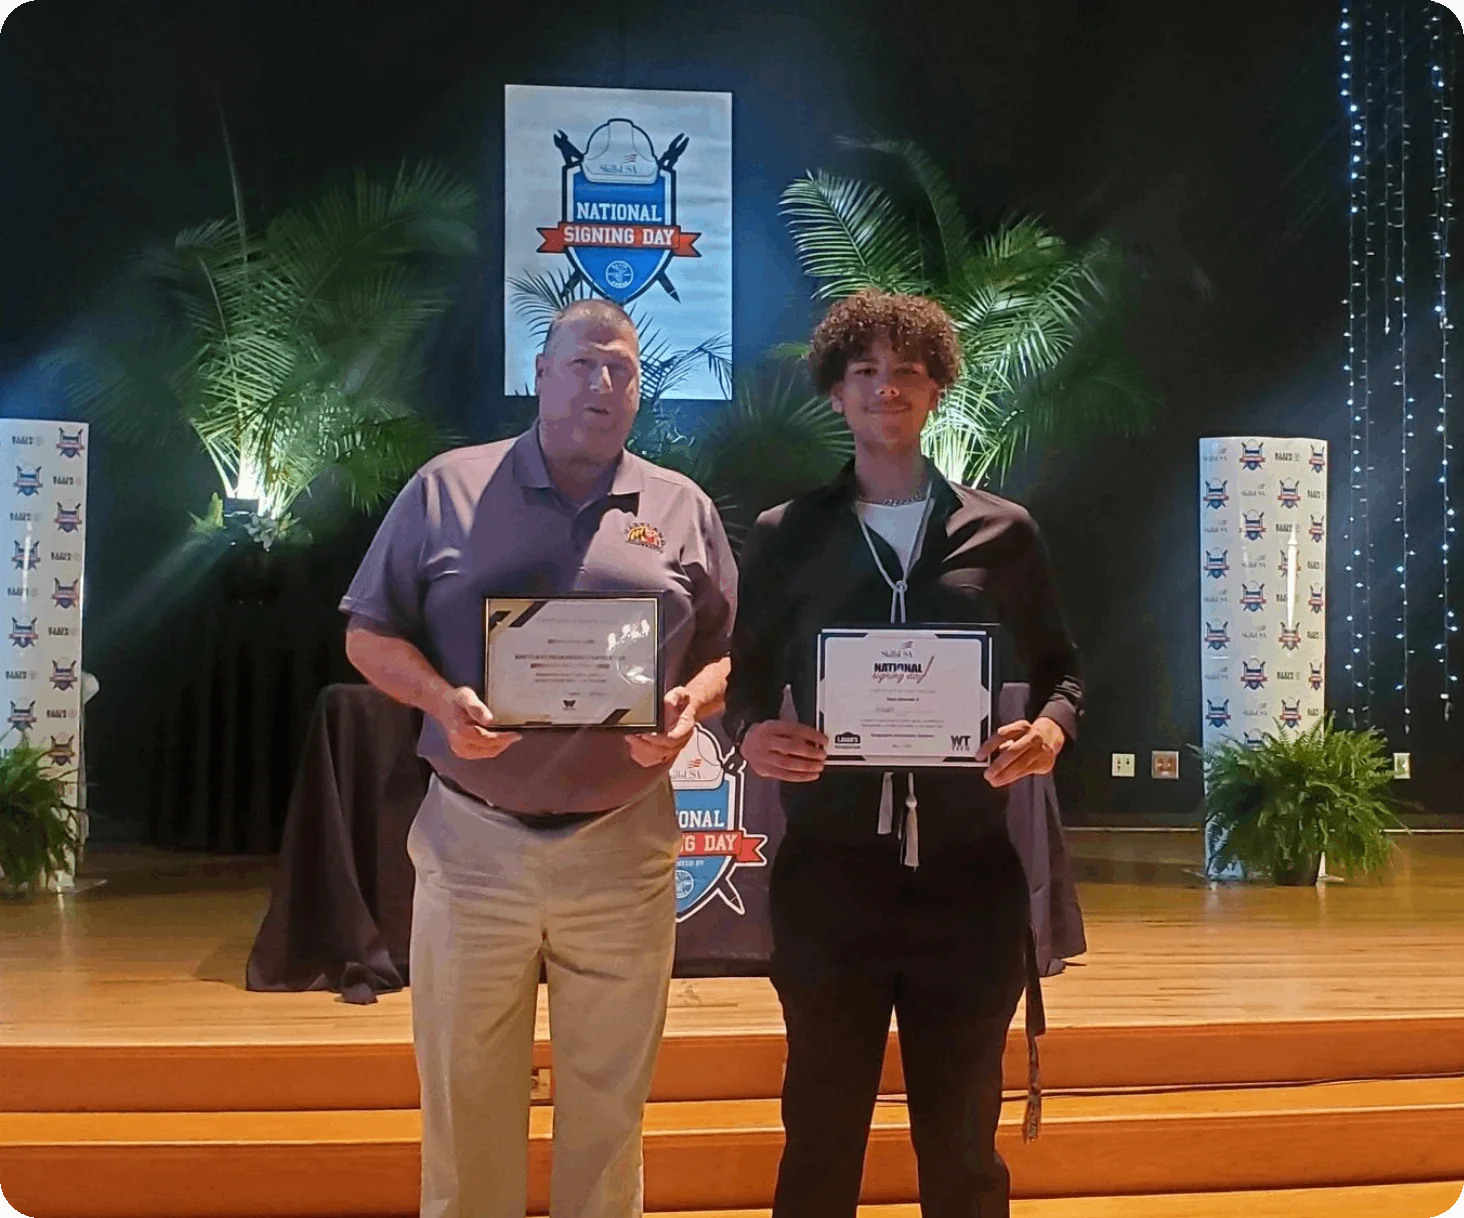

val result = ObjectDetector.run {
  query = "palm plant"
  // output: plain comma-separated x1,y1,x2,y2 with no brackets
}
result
780,139,1156,486
56,154,478,541
653,368,854,550
1198,716,1405,884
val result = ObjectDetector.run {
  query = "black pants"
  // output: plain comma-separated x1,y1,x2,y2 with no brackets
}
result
769,827,1030,1218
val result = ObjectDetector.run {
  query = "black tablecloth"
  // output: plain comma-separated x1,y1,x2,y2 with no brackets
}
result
245,684,428,1004
246,682,1085,1002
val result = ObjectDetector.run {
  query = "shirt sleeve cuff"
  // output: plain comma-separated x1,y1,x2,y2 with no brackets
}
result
1035,699,1080,743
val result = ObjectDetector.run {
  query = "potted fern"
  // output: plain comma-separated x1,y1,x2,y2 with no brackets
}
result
1198,716,1404,885
0,740,81,896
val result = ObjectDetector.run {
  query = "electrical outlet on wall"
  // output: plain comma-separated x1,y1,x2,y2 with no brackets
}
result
1152,750,1180,780
1393,753,1411,780
1111,753,1136,778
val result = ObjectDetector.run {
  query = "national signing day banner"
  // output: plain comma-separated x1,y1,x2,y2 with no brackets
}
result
2,420,89,883
1199,436,1328,752
504,84,733,400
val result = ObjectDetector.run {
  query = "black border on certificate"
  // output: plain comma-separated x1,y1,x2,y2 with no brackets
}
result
815,624,996,766
483,592,665,731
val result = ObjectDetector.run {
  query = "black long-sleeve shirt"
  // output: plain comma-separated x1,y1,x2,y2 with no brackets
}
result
723,462,1083,852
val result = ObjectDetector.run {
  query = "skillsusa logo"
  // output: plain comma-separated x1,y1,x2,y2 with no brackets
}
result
670,725,767,921
537,119,701,304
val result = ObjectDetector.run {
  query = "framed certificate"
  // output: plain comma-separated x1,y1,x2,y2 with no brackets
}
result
816,626,994,767
484,594,663,730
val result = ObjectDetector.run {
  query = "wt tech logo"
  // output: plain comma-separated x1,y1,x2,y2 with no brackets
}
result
1204,621,1231,651
1239,441,1265,471
1243,512,1266,540
1203,480,1229,509
1204,550,1229,580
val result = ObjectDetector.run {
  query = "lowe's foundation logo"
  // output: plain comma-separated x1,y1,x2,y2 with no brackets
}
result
670,724,766,921
1239,441,1266,471
50,660,79,691
1279,701,1303,730
1309,663,1324,692
1240,660,1267,690
13,466,41,496
1243,512,1266,540
1204,621,1231,651
1206,699,1232,729
1240,583,1266,612
1203,480,1229,509
1204,550,1230,580
1277,480,1301,509
536,119,701,304
57,428,85,458
1278,623,1302,651
9,617,37,649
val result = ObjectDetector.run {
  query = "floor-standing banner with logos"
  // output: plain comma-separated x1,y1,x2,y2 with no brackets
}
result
504,84,733,401
2,421,88,888
1199,437,1328,876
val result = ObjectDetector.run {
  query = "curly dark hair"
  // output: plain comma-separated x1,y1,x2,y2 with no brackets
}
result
807,289,963,394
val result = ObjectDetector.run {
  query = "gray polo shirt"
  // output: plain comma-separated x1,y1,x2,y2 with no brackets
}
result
340,427,736,814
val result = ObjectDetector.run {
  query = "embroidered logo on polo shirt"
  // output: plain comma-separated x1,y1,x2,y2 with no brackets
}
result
625,521,665,551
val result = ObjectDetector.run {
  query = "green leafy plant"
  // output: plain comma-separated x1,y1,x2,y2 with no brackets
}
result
1197,716,1405,883
780,138,1157,485
649,367,854,550
0,740,80,894
55,144,476,539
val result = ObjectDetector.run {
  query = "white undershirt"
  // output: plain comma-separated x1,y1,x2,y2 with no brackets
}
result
856,500,927,575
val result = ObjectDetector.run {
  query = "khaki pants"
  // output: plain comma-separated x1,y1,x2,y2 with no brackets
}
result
408,776,680,1218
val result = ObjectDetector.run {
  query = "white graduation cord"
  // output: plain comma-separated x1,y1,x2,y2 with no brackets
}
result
856,484,936,868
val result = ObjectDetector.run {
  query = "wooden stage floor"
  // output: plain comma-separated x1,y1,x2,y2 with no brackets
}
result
2,829,1461,1048
2,829,1462,1218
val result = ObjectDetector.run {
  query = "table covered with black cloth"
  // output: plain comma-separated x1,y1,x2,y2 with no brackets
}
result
245,683,429,1004
246,683,1084,1002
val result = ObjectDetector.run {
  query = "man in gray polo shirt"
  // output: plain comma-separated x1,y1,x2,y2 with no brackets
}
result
341,298,736,1218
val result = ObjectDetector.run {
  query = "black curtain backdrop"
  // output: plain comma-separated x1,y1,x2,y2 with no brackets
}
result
1,0,1460,846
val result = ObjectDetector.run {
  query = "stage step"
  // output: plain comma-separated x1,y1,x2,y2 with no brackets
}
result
675,1192,1464,1218
2,1078,1462,1218
7,1014,1463,1112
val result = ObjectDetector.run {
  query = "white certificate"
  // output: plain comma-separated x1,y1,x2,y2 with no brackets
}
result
484,595,662,729
816,627,994,767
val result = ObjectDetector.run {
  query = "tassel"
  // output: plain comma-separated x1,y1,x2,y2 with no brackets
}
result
877,771,894,835
1023,1034,1042,1142
901,775,919,868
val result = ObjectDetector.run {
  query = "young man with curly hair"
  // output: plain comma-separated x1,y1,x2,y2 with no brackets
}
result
723,289,1083,1218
